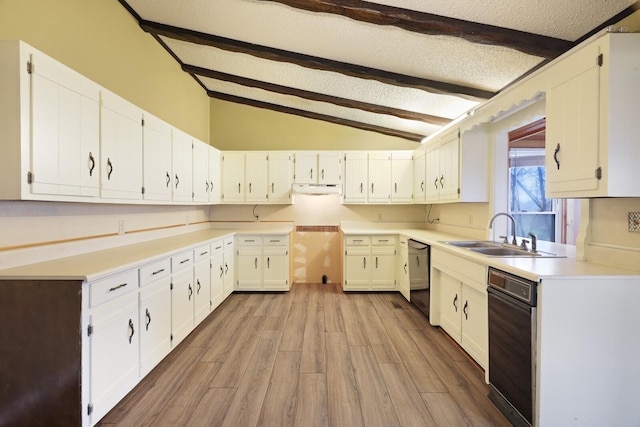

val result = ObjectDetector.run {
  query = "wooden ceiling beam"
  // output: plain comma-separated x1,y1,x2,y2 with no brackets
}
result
139,20,495,101
259,0,573,59
210,92,426,142
184,64,451,126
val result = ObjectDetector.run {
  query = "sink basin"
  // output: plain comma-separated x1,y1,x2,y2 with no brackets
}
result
443,241,501,248
470,247,538,256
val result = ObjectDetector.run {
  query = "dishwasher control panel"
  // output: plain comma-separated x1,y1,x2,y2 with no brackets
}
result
488,268,536,306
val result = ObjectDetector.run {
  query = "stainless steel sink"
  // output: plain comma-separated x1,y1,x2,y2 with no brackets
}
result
442,241,502,248
443,241,564,258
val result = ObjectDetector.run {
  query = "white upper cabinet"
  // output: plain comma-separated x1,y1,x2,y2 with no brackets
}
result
245,152,269,203
343,152,369,203
546,33,640,198
192,139,211,203
0,40,101,201
425,128,486,204
294,151,342,185
221,152,245,203
171,128,193,202
267,151,292,203
391,151,414,203
368,152,392,202
142,113,172,202
413,146,427,203
100,89,143,200
208,147,221,204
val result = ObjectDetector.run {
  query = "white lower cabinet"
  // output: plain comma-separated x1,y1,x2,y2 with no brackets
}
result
223,238,235,298
88,286,139,424
343,235,396,291
236,235,290,291
171,249,195,348
138,274,171,377
397,237,410,301
432,248,487,369
193,244,212,326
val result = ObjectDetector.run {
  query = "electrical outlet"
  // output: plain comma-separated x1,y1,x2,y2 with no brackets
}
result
118,220,125,235
628,212,640,232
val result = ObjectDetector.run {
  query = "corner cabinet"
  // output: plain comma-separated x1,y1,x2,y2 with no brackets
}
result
431,248,487,369
235,234,290,291
343,235,396,291
545,33,640,197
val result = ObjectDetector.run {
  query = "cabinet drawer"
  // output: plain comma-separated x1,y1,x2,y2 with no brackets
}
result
139,258,171,287
263,236,288,246
263,245,289,256
372,235,396,246
345,236,370,246
237,236,262,246
223,238,234,250
194,244,211,262
90,269,138,307
171,250,194,272
211,239,224,252
371,246,396,256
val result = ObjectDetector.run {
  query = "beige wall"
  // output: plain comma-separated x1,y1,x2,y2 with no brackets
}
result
210,98,420,151
0,0,210,142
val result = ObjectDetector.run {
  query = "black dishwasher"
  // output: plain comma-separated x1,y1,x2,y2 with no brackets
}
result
408,239,430,318
487,268,537,427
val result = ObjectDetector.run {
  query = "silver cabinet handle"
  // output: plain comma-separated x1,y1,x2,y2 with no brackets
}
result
107,158,113,180
453,294,458,312
175,174,180,189
166,172,170,187
88,152,95,176
254,257,258,269
108,283,128,292
363,257,367,269
321,169,325,180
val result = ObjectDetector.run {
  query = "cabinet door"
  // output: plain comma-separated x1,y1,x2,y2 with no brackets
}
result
343,152,368,203
263,246,289,290
391,151,414,202
368,152,391,202
245,152,268,202
397,239,410,301
236,246,263,290
171,268,194,347
211,241,225,309
371,249,396,290
413,147,426,203
294,152,317,184
318,151,343,184
193,259,212,326
100,90,143,200
139,276,171,377
425,145,440,202
461,284,488,369
439,136,460,201
192,139,210,203
89,292,139,423
221,152,245,202
546,40,600,195
142,113,172,201
208,147,222,203
268,151,292,203
344,248,370,289
223,239,235,298
171,128,193,202
31,51,100,198
438,270,462,342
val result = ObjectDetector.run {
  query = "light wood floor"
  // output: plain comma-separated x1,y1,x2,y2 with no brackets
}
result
98,283,510,427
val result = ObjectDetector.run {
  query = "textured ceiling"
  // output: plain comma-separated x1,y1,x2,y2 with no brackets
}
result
120,0,638,142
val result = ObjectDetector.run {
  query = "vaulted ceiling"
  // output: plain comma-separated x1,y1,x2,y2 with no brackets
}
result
118,0,639,142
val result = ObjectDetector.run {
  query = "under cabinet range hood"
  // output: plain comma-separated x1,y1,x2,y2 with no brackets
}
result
292,183,343,195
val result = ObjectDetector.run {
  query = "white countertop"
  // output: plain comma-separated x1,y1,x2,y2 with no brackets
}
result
342,226,640,282
0,227,293,282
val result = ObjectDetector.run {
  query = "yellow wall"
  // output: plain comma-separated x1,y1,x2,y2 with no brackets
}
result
0,0,210,142
210,98,420,150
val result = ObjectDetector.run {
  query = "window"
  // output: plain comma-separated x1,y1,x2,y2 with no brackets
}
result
507,118,576,244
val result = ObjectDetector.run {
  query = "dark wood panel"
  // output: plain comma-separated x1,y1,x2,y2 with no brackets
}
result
0,280,82,426
259,0,572,59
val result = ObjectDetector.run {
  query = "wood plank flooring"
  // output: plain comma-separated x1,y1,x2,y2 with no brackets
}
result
98,283,510,427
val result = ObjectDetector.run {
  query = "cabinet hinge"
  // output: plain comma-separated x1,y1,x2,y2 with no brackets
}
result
26,60,34,74
27,171,33,184
170,334,173,342
141,186,145,195
170,282,174,290
87,325,93,336
87,403,93,416
457,188,460,194
141,118,145,126
597,53,604,67
596,167,602,180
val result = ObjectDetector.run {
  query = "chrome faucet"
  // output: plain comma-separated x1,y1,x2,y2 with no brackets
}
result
488,212,518,246
528,232,537,253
